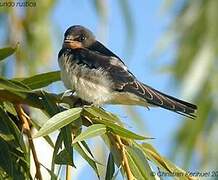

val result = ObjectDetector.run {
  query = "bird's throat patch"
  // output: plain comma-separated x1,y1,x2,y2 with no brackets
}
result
63,40,82,49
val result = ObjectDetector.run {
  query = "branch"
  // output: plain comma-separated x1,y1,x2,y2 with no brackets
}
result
15,104,42,180
66,165,72,180
115,135,134,180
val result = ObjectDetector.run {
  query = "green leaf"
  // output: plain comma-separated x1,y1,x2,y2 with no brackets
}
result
0,107,26,152
30,118,54,148
51,132,63,180
73,124,106,143
21,71,61,89
126,146,155,180
55,148,74,166
0,107,13,141
34,108,82,138
0,133,14,141
0,108,29,178
74,141,100,177
62,125,72,154
105,153,115,180
0,44,17,61
140,143,190,179
0,138,13,178
40,91,60,116
98,119,147,140
140,143,172,172
61,125,74,166
77,141,102,165
83,107,122,124
107,124,149,140
83,107,148,140
40,163,57,180
9,149,30,177
0,77,30,92
0,89,44,109
9,79,31,90
3,101,17,116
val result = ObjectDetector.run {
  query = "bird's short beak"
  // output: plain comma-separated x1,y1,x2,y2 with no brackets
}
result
63,39,82,49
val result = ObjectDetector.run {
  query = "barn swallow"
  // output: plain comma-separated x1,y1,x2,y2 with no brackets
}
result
58,25,197,118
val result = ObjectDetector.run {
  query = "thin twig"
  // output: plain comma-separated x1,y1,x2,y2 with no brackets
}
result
15,104,42,180
66,165,72,180
115,135,134,180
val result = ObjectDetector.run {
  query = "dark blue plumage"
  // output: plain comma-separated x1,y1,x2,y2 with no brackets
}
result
58,25,197,118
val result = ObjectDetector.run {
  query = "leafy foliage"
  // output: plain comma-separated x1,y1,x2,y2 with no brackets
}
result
0,47,196,179
165,0,218,169
0,44,18,61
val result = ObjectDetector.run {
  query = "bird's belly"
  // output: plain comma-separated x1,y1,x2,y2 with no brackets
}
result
74,77,111,104
59,57,113,105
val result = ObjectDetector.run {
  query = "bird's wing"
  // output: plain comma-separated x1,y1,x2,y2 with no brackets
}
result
72,47,197,118
88,41,122,59
70,47,137,89
105,60,197,118
86,41,137,88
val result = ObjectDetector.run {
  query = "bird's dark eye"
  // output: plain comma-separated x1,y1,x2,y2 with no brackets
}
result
76,34,86,42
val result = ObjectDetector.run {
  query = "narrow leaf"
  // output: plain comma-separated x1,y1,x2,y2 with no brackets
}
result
140,143,191,180
83,107,148,140
62,125,74,166
21,71,60,89
107,124,149,140
0,44,17,61
76,141,101,164
40,91,60,116
3,101,17,116
73,124,106,143
34,108,82,138
55,148,74,166
62,125,72,154
105,153,115,180
51,132,63,180
74,141,100,177
126,146,155,180
141,143,172,172
0,90,45,109
0,77,30,92
40,163,57,180
0,107,26,154
30,118,54,148
98,119,147,140
83,107,122,124
0,138,13,177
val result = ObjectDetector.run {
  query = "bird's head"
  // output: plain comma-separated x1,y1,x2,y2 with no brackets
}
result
63,25,95,49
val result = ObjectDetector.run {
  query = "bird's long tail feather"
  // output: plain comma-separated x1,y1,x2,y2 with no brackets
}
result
139,83,197,119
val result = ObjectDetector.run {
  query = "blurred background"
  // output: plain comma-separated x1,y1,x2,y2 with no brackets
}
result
0,0,217,179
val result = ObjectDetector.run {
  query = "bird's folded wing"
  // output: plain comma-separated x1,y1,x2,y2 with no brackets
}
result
72,48,197,118
72,47,137,89
107,63,197,119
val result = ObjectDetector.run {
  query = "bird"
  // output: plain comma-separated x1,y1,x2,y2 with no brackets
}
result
58,25,197,119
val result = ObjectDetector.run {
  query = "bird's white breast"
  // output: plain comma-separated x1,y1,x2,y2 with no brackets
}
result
58,54,113,105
